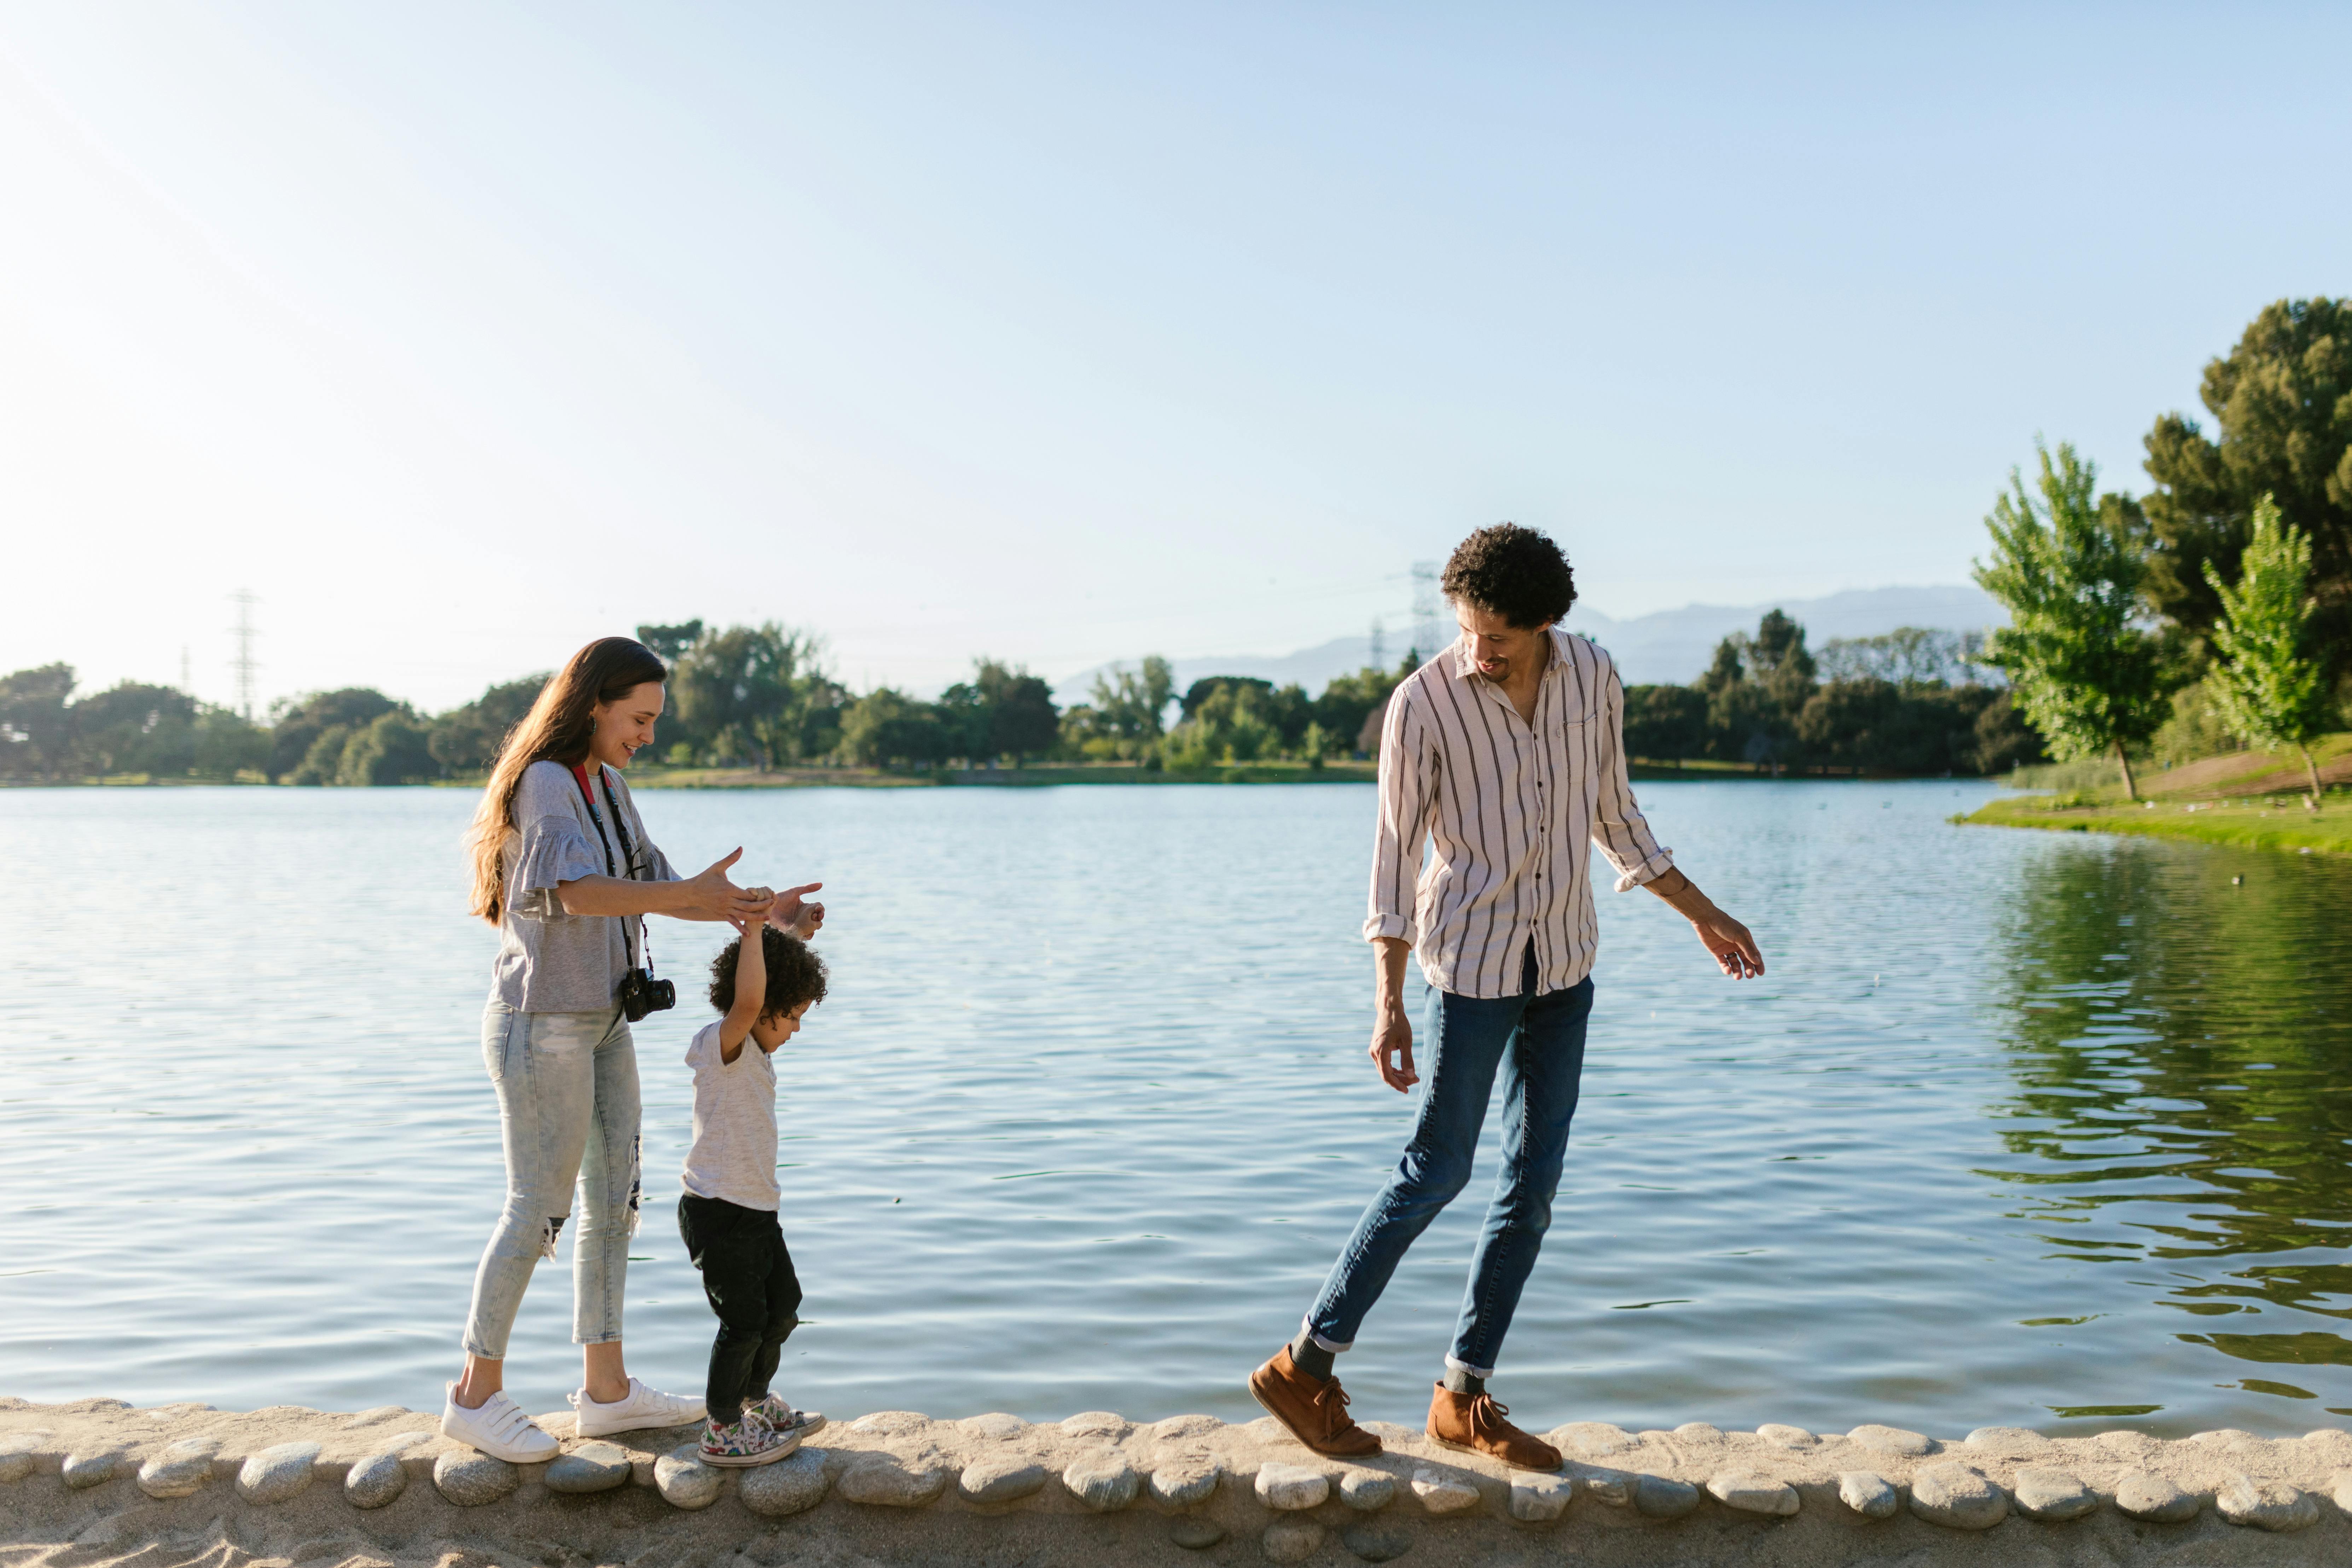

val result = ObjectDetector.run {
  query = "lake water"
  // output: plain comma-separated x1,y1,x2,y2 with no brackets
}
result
3,780,2348,1439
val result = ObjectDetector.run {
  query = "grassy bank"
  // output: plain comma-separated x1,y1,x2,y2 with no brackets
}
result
1961,733,2352,855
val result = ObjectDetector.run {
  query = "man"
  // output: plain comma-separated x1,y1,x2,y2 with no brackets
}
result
1250,524,1764,1469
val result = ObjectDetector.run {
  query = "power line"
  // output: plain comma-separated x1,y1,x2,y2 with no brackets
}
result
229,590,260,720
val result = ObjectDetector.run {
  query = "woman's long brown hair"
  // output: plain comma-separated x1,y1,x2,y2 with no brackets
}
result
465,637,667,922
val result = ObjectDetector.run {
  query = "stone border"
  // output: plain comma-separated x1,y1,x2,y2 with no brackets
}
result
7,1399,2352,1564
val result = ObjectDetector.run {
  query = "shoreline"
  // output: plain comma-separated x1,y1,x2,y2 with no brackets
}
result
1960,794,2352,855
6,1398,2348,1568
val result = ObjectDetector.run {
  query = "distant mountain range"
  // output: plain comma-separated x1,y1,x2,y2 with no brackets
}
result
1052,584,2008,704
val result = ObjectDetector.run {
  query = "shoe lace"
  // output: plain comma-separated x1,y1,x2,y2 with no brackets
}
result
1312,1380,1355,1428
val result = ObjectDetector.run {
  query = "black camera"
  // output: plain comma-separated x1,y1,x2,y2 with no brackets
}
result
619,966,675,1023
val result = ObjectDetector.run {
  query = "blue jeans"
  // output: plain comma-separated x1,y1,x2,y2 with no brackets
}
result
1305,968,1595,1376
461,1001,642,1358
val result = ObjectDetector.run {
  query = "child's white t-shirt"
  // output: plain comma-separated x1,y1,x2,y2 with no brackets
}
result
680,1020,780,1212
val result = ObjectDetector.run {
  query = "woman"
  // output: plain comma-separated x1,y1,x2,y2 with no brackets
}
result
440,635,816,1460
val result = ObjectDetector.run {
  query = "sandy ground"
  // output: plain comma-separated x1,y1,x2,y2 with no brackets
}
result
6,1395,2351,1568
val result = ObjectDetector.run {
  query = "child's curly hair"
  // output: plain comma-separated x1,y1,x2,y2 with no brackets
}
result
708,928,829,1021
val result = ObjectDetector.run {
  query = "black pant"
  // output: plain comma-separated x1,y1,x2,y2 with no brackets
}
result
677,1194,802,1425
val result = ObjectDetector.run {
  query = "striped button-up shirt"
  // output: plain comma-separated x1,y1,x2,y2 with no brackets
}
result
1364,627,1673,998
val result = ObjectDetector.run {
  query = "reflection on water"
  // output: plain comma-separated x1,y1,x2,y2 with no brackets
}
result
1987,840,2352,1416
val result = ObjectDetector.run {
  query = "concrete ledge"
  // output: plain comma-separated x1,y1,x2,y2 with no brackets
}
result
5,1397,2352,1566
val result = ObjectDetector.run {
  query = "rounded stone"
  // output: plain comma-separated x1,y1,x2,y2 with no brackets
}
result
2011,1467,2097,1522
2114,1470,2197,1523
1063,1450,1140,1511
433,1451,521,1506
1339,1523,1411,1563
1551,1421,1634,1458
1059,1411,1130,1440
959,1456,1048,1505
1149,1415,1224,1441
62,1451,125,1489
848,1411,929,1436
1410,1467,1480,1514
2214,1473,2316,1532
0,1432,49,1483
344,1407,407,1429
1909,1463,2005,1530
137,1439,218,1499
1755,1423,1816,1448
838,1454,949,1507
1338,1468,1394,1511
1580,1469,1631,1507
739,1449,829,1517
1510,1473,1575,1522
1262,1518,1325,1564
546,1441,632,1495
1848,1424,1932,1458
960,1413,1026,1441
1257,1462,1331,1511
655,1447,724,1510
1168,1516,1225,1551
2333,1468,2352,1512
1149,1453,1222,1508
1836,1470,1898,1519
1963,1426,2047,1456
1672,1421,1723,1442
1706,1470,1798,1516
344,1452,409,1510
237,1441,321,1505
1634,1474,1700,1518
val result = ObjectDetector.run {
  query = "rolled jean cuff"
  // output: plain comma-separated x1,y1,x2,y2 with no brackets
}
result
1302,1317,1353,1355
575,1329,624,1346
1444,1353,1496,1379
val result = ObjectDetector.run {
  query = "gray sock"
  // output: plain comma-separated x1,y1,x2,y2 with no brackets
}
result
1288,1329,1336,1382
1441,1366,1485,1398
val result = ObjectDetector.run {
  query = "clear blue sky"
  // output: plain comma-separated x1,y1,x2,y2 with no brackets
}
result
2,2,2346,710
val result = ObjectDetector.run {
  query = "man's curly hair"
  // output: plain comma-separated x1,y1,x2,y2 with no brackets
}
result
1440,523,1577,630
708,928,829,1020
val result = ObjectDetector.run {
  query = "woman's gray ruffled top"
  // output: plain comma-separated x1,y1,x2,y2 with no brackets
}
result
492,759,678,1012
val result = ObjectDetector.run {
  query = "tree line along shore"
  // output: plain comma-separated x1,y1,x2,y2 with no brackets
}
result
4,300,2343,855
0,613,2045,790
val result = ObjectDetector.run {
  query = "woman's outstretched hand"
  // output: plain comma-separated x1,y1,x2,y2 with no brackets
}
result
678,848,773,924
767,882,825,940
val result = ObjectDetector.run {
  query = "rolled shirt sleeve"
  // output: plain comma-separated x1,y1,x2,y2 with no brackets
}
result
1587,661,1676,892
1363,688,1436,945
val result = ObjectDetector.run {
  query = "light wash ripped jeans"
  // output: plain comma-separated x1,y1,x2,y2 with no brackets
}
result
462,1001,643,1357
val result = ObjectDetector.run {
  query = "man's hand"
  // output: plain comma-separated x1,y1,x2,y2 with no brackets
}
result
767,882,825,940
1690,907,1764,978
1369,1006,1418,1092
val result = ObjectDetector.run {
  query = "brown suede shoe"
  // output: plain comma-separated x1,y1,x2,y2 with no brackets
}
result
1248,1346,1382,1457
1425,1384,1561,1471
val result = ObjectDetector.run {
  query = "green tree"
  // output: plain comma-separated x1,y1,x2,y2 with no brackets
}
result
269,689,399,781
941,659,1061,765
837,688,949,767
0,663,77,777
1312,659,1411,756
1697,611,1817,770
2203,494,2333,805
1973,441,2169,799
292,724,353,785
1623,684,1708,766
2138,299,2352,668
671,623,832,767
336,711,439,785
429,675,548,775
68,682,198,776
634,620,705,664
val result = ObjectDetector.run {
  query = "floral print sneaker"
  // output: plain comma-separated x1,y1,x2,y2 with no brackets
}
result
745,1394,827,1438
698,1408,799,1468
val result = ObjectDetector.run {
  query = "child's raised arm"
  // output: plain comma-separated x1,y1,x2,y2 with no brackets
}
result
717,914,768,1064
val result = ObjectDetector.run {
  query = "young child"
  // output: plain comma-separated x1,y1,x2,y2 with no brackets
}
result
679,913,829,1467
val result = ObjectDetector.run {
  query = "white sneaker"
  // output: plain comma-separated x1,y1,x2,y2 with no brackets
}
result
440,1384,560,1463
570,1377,707,1437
